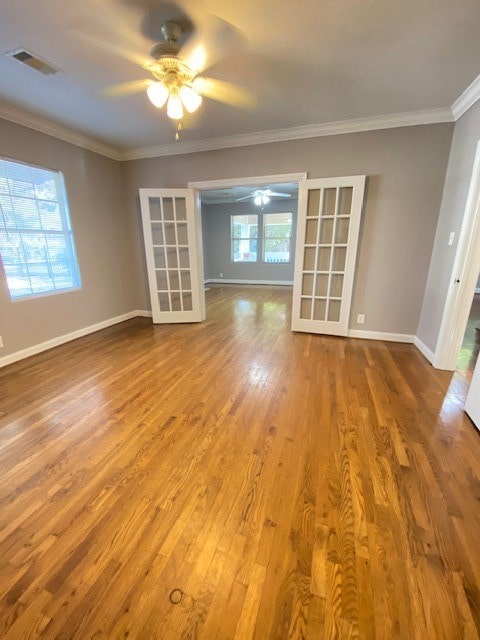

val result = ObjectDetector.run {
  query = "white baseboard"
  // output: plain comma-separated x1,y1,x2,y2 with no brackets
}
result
0,310,151,369
347,330,415,343
413,336,435,364
205,278,294,286
0,307,435,370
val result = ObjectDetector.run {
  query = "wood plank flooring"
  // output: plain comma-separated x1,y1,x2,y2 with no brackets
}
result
1,285,480,639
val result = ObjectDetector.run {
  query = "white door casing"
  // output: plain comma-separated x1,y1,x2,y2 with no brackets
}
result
139,188,205,323
291,176,366,336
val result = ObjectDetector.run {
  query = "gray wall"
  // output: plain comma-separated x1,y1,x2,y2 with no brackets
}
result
202,199,297,282
0,118,137,357
417,100,480,352
0,118,455,359
124,123,453,335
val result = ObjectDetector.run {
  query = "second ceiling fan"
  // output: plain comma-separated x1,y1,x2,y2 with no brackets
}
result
236,189,292,206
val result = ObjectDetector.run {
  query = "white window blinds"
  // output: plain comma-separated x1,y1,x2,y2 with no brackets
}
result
0,158,81,299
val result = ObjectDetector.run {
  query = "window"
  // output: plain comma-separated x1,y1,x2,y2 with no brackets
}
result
231,214,258,262
263,212,292,263
0,158,81,300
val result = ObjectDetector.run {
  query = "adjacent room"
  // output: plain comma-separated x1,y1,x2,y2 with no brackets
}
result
200,182,298,290
2,1,480,637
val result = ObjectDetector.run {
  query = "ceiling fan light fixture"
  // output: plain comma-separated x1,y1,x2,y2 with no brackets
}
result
146,82,169,108
167,91,184,120
254,195,262,206
179,85,203,113
262,195,270,205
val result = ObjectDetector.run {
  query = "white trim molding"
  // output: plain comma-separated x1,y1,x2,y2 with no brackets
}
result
205,279,294,286
121,109,453,160
413,336,435,364
347,330,415,343
452,74,480,120
188,173,307,190
0,101,122,161
0,103,458,162
0,310,150,369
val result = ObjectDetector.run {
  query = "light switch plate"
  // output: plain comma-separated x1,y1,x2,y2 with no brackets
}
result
448,232,455,246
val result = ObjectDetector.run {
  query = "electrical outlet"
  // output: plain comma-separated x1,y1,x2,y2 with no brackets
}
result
357,314,365,324
219,273,223,278
0,336,3,348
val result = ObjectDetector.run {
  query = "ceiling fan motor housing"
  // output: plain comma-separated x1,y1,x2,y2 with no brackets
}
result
160,21,182,44
149,22,196,86
149,56,196,86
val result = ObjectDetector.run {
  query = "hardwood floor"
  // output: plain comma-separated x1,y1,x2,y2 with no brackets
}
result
1,285,480,639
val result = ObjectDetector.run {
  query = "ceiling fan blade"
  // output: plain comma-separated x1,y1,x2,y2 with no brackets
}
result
103,78,153,97
179,14,246,74
235,195,255,202
193,77,255,108
76,32,152,71
266,191,292,198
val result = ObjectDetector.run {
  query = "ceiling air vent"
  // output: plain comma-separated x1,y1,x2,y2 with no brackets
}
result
6,49,59,75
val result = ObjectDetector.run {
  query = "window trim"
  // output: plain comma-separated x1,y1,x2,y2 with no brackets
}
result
0,156,82,301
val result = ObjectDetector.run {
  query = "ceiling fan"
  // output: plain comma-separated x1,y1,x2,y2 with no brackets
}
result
102,10,253,138
236,189,292,206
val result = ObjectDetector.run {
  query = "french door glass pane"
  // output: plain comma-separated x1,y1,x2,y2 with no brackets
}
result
322,189,336,215
300,298,312,319
313,299,327,320
307,190,320,215
338,187,353,215
305,219,318,243
315,275,329,297
302,273,314,296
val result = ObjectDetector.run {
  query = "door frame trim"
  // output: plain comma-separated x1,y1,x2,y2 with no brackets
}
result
433,139,480,370
187,173,308,192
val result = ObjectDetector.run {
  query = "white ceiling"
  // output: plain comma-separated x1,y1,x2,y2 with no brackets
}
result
201,182,298,204
1,0,479,151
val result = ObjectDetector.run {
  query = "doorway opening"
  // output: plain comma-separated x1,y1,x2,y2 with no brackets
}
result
456,273,480,374
200,182,299,287
434,140,480,372
188,173,306,316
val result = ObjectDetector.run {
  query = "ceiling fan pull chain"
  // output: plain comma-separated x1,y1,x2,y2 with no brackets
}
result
175,122,182,141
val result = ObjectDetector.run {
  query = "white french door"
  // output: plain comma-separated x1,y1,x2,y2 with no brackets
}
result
139,188,205,323
292,176,366,335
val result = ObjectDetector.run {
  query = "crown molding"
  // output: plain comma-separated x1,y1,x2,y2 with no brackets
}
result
451,73,480,120
0,102,122,160
119,108,454,161
0,101,456,163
